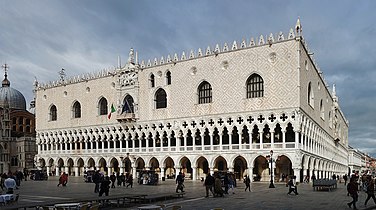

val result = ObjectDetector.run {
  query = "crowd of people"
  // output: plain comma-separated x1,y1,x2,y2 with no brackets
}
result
90,171,134,197
0,171,25,194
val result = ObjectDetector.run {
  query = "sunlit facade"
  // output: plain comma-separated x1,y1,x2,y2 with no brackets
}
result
35,20,349,183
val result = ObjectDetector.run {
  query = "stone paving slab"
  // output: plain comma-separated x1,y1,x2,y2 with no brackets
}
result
2,176,376,210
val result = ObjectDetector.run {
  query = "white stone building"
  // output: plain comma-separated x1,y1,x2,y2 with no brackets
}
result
34,20,349,183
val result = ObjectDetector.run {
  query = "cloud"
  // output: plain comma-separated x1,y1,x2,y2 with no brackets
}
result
0,0,375,157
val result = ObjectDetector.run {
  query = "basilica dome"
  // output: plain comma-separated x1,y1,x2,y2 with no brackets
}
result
0,73,26,110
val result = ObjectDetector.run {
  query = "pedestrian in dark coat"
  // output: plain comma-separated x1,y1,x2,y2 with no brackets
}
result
365,177,376,206
204,173,215,197
99,176,111,197
244,175,251,192
347,177,359,210
110,172,116,188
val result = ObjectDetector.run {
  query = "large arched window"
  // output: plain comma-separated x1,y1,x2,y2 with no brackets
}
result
155,88,167,109
308,82,314,108
246,74,264,98
73,101,81,118
198,81,212,104
50,105,57,121
98,97,108,115
150,74,155,88
122,95,134,113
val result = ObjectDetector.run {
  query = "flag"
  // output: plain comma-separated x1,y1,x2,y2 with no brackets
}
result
107,104,116,119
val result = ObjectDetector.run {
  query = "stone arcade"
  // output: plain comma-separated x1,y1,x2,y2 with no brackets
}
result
34,19,349,183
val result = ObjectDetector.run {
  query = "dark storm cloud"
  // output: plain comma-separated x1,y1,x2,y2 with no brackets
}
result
0,0,375,156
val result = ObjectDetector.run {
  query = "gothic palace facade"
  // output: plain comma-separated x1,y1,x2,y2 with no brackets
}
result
34,20,349,183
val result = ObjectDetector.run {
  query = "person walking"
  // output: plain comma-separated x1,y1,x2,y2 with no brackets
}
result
364,177,376,207
287,176,299,195
344,174,348,186
99,176,111,197
244,175,251,192
93,170,101,193
110,172,116,188
126,174,133,188
4,174,17,194
347,177,359,210
176,172,185,193
204,173,215,198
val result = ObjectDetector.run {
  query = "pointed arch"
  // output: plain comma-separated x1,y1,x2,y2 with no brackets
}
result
72,101,81,118
50,104,57,121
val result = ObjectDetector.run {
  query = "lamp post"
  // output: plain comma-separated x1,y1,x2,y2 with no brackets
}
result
269,150,275,188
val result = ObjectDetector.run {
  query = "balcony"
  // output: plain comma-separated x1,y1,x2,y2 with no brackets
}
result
116,113,137,122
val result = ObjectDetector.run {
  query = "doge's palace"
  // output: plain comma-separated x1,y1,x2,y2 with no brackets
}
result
34,19,348,183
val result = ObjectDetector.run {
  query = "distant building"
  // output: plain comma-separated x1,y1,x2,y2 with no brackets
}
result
0,64,37,174
34,19,349,183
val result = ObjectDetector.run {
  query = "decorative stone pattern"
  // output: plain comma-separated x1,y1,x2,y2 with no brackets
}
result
34,22,349,182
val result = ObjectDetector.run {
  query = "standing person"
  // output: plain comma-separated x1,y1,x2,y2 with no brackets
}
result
126,174,133,188
214,174,224,197
364,177,376,206
99,176,111,197
347,177,359,210
344,174,348,186
204,173,215,198
176,172,185,193
287,176,299,195
117,173,123,187
228,174,235,194
110,172,116,188
223,174,229,194
57,172,65,187
62,172,68,186
4,175,17,194
244,175,251,192
93,170,101,193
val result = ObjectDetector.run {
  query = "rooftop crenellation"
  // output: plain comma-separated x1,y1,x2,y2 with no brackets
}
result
37,19,323,90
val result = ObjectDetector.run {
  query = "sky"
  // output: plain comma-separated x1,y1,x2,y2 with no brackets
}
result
0,0,375,157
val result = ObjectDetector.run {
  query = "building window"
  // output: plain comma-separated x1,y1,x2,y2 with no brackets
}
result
320,99,325,119
122,95,134,113
308,82,314,108
73,101,81,118
50,105,57,121
150,74,155,88
166,71,171,85
198,81,212,104
98,97,108,115
246,74,264,98
155,88,167,109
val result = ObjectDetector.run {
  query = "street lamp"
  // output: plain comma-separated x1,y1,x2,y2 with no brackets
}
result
269,150,275,188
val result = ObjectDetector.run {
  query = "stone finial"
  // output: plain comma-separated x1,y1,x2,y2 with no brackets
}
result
181,51,186,60
295,17,302,36
268,33,275,43
249,37,255,46
173,53,179,62
167,55,172,63
214,44,220,54
160,56,165,64
231,41,238,50
206,46,211,55
288,28,295,39
147,59,152,67
128,48,135,64
258,35,265,45
153,58,158,65
189,50,195,59
223,43,229,52
278,31,284,41
140,60,145,68
240,39,246,48
198,48,203,57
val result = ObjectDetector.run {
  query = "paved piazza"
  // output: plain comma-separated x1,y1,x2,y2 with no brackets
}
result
2,176,376,210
